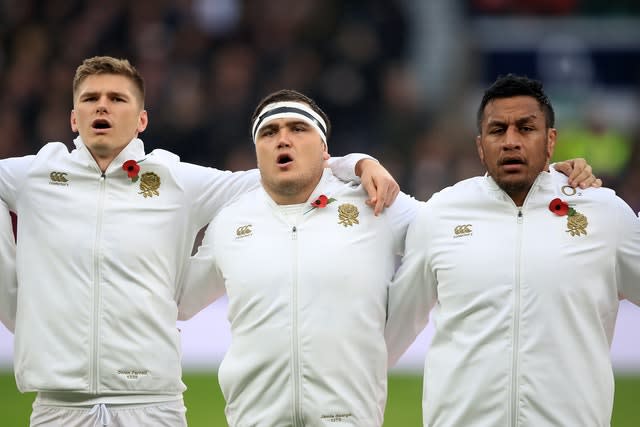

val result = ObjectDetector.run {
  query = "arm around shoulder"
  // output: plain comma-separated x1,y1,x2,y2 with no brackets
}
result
177,223,227,320
0,155,36,209
614,196,640,306
385,203,437,366
177,162,261,228
0,202,16,332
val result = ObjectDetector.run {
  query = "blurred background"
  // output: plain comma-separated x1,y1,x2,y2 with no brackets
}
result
0,0,639,425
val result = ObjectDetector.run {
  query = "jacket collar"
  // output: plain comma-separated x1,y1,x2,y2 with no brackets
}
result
73,136,146,173
483,170,556,206
261,168,341,209
306,169,343,204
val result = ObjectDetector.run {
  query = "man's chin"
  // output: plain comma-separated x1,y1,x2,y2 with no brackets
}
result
263,176,302,196
494,176,531,195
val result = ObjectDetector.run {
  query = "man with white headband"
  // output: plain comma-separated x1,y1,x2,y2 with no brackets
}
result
179,89,420,426
252,101,329,146
177,89,599,426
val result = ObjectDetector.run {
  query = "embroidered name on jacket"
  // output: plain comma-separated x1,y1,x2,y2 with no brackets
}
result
138,172,160,198
320,413,353,422
453,224,472,237
116,369,149,380
49,171,69,186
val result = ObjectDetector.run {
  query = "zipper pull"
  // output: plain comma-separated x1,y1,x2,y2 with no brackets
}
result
292,226,297,240
517,209,523,223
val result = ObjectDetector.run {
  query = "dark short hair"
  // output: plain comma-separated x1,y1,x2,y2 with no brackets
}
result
250,89,331,140
476,74,554,133
73,56,145,107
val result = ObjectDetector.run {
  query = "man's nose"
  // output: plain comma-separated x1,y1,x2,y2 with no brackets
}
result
503,126,522,148
277,129,292,147
96,97,108,113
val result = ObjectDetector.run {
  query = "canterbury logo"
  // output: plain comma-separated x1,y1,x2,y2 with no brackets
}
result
50,172,68,182
49,171,69,185
236,224,253,238
454,224,472,237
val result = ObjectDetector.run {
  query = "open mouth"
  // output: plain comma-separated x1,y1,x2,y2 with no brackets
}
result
92,119,112,130
500,157,525,166
277,153,293,165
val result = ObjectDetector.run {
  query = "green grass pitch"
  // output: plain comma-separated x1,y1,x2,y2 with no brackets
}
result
0,372,638,425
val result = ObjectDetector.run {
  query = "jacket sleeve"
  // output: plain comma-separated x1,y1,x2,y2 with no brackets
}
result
0,156,35,210
382,192,421,256
385,203,437,367
614,196,640,306
181,154,372,228
177,221,226,320
0,201,16,332
327,153,374,184
177,163,261,228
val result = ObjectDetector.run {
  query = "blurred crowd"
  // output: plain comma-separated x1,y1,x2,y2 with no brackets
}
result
1,0,639,211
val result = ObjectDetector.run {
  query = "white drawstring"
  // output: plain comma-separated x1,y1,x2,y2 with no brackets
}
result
89,403,113,426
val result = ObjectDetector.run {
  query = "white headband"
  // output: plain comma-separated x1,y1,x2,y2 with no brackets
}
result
252,101,327,145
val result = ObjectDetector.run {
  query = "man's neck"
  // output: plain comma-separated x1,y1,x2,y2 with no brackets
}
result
267,190,312,206
88,146,128,173
95,158,113,173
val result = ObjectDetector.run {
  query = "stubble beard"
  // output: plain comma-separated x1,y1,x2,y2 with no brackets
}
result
487,142,549,204
494,176,532,201
261,171,316,203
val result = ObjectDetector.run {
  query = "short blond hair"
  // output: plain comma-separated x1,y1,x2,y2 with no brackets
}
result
73,56,145,106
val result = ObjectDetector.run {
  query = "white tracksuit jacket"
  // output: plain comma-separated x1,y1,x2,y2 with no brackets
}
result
0,200,16,332
0,137,362,396
385,171,640,427
179,170,419,427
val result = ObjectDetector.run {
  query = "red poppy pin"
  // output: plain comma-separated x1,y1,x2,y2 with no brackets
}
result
122,160,141,182
548,198,570,216
304,194,336,214
548,197,588,236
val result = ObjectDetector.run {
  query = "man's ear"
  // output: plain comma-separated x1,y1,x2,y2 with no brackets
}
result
475,135,485,166
70,110,78,133
137,110,148,133
546,128,557,159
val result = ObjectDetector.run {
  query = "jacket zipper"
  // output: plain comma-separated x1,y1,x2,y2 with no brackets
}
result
91,173,107,393
510,208,524,426
290,225,303,426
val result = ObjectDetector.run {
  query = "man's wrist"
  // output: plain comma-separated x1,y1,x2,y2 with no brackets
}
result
355,157,379,177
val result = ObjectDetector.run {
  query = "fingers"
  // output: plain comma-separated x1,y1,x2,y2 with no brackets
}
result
553,160,571,179
364,184,384,216
567,159,590,188
573,166,602,188
364,178,399,215
556,158,600,188
359,160,400,215
362,178,378,211
375,178,400,215
365,196,386,216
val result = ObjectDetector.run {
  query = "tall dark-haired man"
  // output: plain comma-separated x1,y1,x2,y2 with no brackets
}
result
386,74,640,426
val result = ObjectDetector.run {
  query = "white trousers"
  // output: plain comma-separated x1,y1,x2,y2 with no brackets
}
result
30,399,187,427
